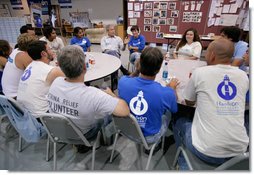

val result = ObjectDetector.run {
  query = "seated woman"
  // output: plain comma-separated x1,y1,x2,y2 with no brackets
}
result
0,40,12,94
173,28,202,60
40,26,64,56
128,25,146,65
70,27,91,52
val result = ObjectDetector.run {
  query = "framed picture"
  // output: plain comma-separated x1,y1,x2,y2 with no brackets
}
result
159,19,166,25
156,32,164,39
144,25,151,32
169,26,177,32
167,18,174,25
160,2,167,10
153,25,160,32
153,2,160,10
144,2,152,9
153,10,160,18
144,18,152,24
152,18,158,25
171,10,179,18
144,10,152,17
168,2,176,10
160,10,167,18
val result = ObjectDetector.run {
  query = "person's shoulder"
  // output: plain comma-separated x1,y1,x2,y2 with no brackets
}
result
39,36,46,41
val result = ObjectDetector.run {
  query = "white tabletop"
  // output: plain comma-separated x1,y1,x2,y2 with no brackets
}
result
155,59,207,105
84,52,121,82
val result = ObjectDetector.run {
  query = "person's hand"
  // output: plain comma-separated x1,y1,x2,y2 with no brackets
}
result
124,36,129,44
103,87,116,97
166,78,179,90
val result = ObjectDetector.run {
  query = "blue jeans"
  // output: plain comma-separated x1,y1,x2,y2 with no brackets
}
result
84,115,112,141
129,52,141,65
145,111,171,144
173,117,231,170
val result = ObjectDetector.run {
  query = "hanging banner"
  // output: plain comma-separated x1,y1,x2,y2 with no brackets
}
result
10,0,24,10
27,0,50,15
58,0,72,8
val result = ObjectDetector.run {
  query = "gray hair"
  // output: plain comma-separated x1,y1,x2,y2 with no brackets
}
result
106,24,115,31
57,45,85,79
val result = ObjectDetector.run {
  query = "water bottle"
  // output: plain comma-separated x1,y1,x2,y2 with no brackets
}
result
85,55,89,69
162,62,168,80
165,51,170,61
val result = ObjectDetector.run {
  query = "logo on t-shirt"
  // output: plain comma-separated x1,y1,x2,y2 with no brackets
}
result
129,91,148,115
21,66,32,81
217,75,237,100
129,91,148,128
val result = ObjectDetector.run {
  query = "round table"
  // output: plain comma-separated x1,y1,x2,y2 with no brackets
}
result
84,52,121,89
155,59,207,105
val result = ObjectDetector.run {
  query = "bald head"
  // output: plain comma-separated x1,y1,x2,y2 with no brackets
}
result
206,38,234,64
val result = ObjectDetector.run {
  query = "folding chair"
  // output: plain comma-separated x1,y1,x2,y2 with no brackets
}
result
109,114,166,170
40,113,101,170
172,145,249,170
0,95,48,153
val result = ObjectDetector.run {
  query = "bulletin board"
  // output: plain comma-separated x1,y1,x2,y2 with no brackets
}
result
127,0,249,45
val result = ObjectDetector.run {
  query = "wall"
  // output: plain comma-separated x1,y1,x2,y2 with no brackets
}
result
51,0,123,25
127,0,249,45
1,0,30,17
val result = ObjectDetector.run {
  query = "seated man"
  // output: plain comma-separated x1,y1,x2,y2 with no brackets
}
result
173,38,249,170
128,25,146,65
118,47,178,144
220,26,248,67
101,24,130,75
17,40,64,116
2,33,37,99
47,45,129,150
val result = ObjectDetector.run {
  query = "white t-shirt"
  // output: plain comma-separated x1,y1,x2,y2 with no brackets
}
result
17,61,54,116
39,36,64,56
175,41,202,60
101,35,124,54
1,48,24,98
47,77,119,134
184,64,249,158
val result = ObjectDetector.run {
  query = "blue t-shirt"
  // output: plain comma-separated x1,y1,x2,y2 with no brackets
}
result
233,40,248,60
128,35,146,54
118,76,177,136
70,36,91,52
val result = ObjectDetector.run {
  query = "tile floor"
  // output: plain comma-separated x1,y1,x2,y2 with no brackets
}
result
0,43,178,171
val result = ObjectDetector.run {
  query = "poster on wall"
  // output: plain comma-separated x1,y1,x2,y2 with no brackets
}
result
58,0,72,8
10,0,23,10
28,0,51,15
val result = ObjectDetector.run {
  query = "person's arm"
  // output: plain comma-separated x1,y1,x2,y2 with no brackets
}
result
183,71,197,106
86,38,91,52
130,59,140,77
231,43,248,67
166,78,180,100
46,67,65,85
122,36,129,51
138,35,146,52
0,56,7,68
15,52,33,70
100,37,107,52
186,42,202,60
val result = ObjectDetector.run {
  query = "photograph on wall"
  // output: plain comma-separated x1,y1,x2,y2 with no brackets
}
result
167,18,174,25
144,18,152,24
169,25,177,32
171,10,179,18
144,2,152,9
182,12,202,23
153,25,160,32
144,25,151,32
152,18,158,25
144,10,152,17
129,18,137,25
153,2,160,10
153,10,160,18
160,2,167,10
159,19,166,25
160,10,167,18
168,2,176,10
133,11,140,18
156,32,164,39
